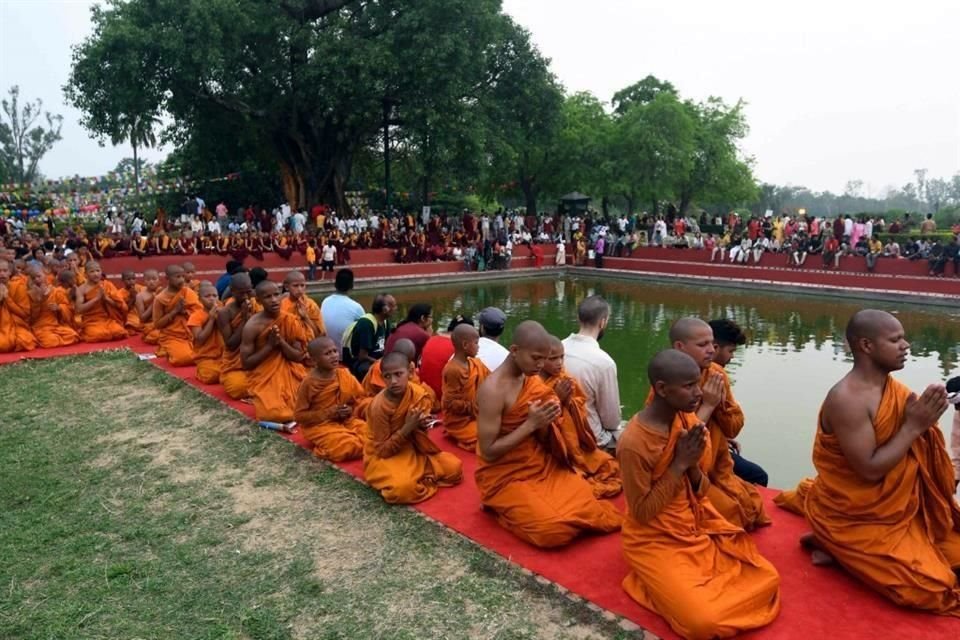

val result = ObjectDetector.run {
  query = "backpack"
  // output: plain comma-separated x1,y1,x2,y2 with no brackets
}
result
341,313,378,360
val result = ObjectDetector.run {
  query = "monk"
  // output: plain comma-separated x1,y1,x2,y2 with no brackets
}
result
357,338,439,415
75,261,127,343
152,265,203,366
775,310,960,615
280,271,325,340
542,336,621,498
241,280,309,422
475,320,622,548
0,259,37,352
26,265,78,348
182,262,200,292
363,351,463,504
659,317,771,530
135,269,162,344
217,272,259,400
294,336,367,461
188,283,223,383
55,270,80,331
441,324,490,450
620,350,781,639
119,270,143,335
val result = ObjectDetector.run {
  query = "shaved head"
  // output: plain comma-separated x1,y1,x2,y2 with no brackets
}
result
199,282,218,295
452,323,479,345
183,262,196,271
389,338,417,361
84,260,100,272
845,309,901,354
381,351,410,372
284,271,306,284
547,335,563,351
121,269,135,280
511,320,550,349
308,336,336,352
669,317,711,343
255,280,278,296
231,272,252,289
647,349,701,387
144,268,159,279
165,264,183,277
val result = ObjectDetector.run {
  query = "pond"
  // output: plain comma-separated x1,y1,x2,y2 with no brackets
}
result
348,276,960,488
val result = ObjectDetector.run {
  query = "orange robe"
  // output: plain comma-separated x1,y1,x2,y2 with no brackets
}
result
187,307,224,384
152,287,203,366
0,279,37,352
121,284,144,335
29,287,79,348
219,302,261,400
363,382,462,504
619,412,781,639
279,295,325,340
357,359,438,418
544,370,622,498
295,368,367,461
440,356,490,450
78,281,127,343
775,377,960,615
246,313,308,422
475,375,622,548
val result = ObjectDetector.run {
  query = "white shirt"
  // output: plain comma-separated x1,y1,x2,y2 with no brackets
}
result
477,336,509,371
562,333,622,447
207,220,221,234
291,212,306,233
321,245,337,262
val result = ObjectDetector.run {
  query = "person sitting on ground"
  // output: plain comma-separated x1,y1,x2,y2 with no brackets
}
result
384,303,433,360
541,335,621,498
441,323,491,450
619,349,781,639
320,268,364,349
118,270,143,335
775,310,960,614
356,338,438,417
363,351,463,504
217,272,259,400
26,264,77,348
475,320,622,548
476,306,509,371
345,293,396,381
135,269,162,345
295,336,367,462
188,283,224,384
75,260,128,343
182,261,200,292
152,264,203,366
280,270,325,340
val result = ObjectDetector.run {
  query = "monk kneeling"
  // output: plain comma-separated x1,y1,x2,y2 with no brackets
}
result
0,259,36,352
775,310,960,615
363,351,462,504
153,265,203,366
75,261,127,343
619,349,780,639
281,271,325,340
475,320,621,548
441,324,490,450
188,283,223,383
295,337,367,461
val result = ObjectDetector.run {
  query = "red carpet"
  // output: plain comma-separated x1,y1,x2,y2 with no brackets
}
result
3,342,958,638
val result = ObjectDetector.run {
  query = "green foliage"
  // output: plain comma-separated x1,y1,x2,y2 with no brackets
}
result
0,85,64,184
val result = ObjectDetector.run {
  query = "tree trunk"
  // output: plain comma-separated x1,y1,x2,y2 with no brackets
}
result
678,189,693,216
601,195,610,217
132,140,140,194
650,196,658,216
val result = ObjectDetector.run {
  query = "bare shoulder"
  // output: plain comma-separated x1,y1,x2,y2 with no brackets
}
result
478,371,505,403
821,374,874,433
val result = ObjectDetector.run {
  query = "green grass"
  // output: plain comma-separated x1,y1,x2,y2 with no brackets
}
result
0,353,639,640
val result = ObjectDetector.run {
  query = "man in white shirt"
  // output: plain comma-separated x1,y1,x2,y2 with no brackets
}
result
320,269,365,349
476,307,509,371
562,295,622,450
207,218,221,235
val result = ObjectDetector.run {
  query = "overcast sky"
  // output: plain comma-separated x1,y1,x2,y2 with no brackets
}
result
1,0,957,196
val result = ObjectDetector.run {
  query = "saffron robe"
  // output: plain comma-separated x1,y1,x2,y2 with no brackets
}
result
279,295,325,340
357,359,439,418
363,382,462,504
246,313,308,422
121,284,144,335
295,368,367,461
153,287,203,366
187,307,223,384
440,356,490,450
219,300,262,399
543,370,622,498
0,279,37,352
775,377,960,615
29,287,78,348
475,375,622,548
77,281,128,343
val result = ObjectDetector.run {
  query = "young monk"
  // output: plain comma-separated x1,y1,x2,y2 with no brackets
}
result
475,320,622,548
182,262,200,292
26,264,78,348
661,317,771,530
441,323,490,450
541,335,621,498
363,351,463,504
295,336,367,461
620,349,781,639
280,271,325,340
152,264,203,366
75,261,127,343
357,338,439,416
0,259,37,352
240,280,309,422
188,283,223,383
775,310,960,615
119,270,143,335
55,270,81,330
135,269,162,344
217,272,259,400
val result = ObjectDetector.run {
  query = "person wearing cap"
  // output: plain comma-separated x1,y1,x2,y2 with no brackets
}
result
477,307,509,371
562,295,623,451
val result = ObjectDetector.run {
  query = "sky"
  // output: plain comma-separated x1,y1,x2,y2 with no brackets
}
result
1,0,958,196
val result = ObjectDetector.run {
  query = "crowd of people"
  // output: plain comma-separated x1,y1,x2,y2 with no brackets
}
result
2,243,959,637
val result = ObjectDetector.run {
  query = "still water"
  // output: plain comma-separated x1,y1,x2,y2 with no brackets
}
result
351,277,960,488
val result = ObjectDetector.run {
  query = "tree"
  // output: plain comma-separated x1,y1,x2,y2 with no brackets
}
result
843,179,864,199
611,76,677,115
0,86,63,184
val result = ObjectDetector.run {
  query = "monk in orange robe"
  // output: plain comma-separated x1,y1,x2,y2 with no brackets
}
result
620,350,780,639
64,253,85,286
26,265,78,348
363,351,462,504
182,262,200,293
135,269,162,344
295,336,367,461
280,271,325,340
152,264,203,366
475,321,622,548
357,339,438,418
0,259,37,352
188,283,223,383
241,280,308,423
656,317,770,530
441,324,490,450
118,270,144,335
217,272,259,400
74,261,127,343
775,310,960,615
542,336,621,498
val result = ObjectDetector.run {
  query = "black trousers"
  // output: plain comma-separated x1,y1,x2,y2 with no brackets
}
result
731,450,769,486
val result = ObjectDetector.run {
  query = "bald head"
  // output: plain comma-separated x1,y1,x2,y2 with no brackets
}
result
389,338,417,361
165,264,183,277
547,335,563,351
199,282,218,296
144,268,159,279
511,320,550,350
307,336,339,367
647,349,701,387
84,260,101,272
845,309,902,354
231,272,252,289
255,280,279,297
121,269,135,280
381,350,410,372
284,270,306,284
669,317,711,343
452,323,479,345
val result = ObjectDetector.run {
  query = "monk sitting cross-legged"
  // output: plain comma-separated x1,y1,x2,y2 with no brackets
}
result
152,265,203,366
280,271,325,340
363,351,463,504
541,335,621,498
75,261,128,343
241,280,309,423
620,350,781,640
0,259,37,352
217,272,260,400
182,262,200,293
775,310,960,615
475,320,622,548
26,265,78,348
295,337,367,462
188,283,224,384
441,324,490,450
135,269,162,344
